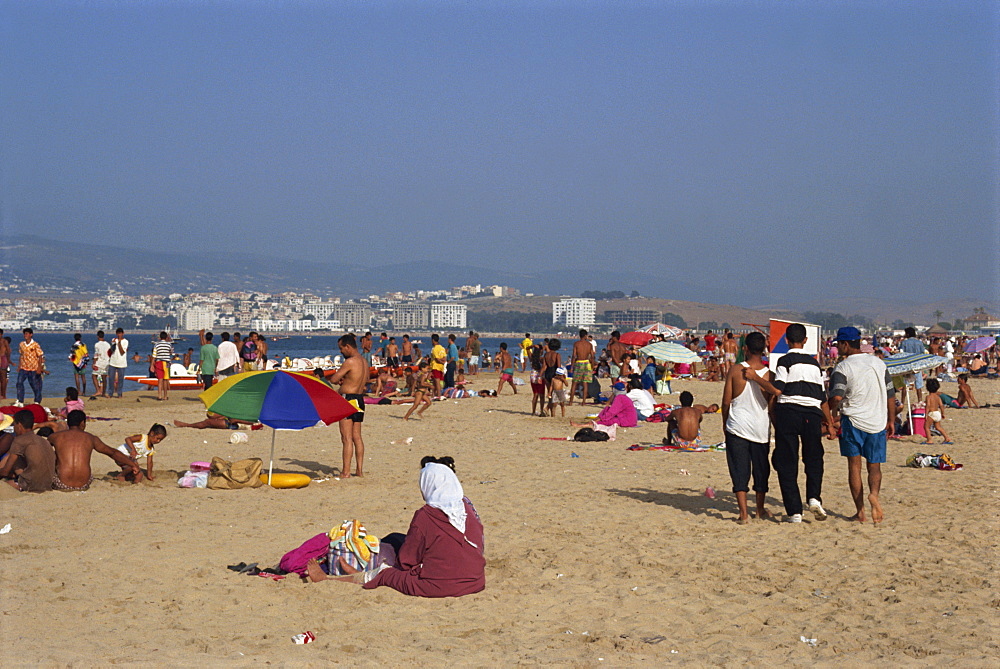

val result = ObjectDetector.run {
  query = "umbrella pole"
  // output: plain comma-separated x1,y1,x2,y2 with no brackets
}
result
268,428,276,486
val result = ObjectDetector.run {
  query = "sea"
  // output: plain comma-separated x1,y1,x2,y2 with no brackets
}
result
7,332,610,402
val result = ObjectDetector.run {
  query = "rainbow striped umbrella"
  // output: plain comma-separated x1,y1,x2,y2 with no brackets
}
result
199,371,356,483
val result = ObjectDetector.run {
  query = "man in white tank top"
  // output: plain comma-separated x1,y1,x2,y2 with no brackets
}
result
721,332,774,524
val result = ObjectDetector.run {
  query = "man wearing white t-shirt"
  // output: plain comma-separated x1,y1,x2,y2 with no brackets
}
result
91,330,112,399
827,327,895,525
216,332,240,380
107,328,129,398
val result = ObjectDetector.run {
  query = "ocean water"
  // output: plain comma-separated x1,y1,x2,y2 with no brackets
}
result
7,333,609,403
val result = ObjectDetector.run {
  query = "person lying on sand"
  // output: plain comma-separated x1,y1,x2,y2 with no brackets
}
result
173,414,261,430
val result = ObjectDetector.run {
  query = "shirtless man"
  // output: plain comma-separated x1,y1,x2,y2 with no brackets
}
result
400,334,413,365
721,331,739,376
256,335,269,370
569,329,596,405
329,333,368,478
48,410,138,490
0,410,55,492
607,331,627,380
385,337,400,368
664,391,714,447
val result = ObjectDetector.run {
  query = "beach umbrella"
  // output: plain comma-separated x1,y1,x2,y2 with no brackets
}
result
198,370,355,484
620,331,655,347
638,323,685,338
963,336,996,354
884,353,948,377
638,341,701,364
883,353,948,435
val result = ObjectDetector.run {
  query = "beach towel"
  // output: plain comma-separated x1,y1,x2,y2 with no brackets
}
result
70,343,90,372
328,520,381,573
573,427,609,442
279,532,330,576
626,441,726,452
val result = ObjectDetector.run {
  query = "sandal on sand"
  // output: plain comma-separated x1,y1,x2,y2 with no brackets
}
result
942,441,954,445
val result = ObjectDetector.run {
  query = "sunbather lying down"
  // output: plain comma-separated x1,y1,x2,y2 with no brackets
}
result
173,414,261,430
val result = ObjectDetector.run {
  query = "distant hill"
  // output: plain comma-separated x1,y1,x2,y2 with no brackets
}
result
0,235,738,302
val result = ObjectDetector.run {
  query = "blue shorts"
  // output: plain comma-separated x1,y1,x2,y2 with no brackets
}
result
839,416,886,463
911,371,924,390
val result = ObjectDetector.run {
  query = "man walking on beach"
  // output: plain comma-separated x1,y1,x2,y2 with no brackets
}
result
769,323,831,523
721,331,738,376
15,328,45,407
429,334,446,397
152,331,173,401
569,329,596,405
107,328,129,398
445,334,459,388
466,331,480,376
328,334,367,479
216,332,240,380
520,334,532,372
724,332,774,523
827,327,895,524
91,330,110,398
198,330,219,390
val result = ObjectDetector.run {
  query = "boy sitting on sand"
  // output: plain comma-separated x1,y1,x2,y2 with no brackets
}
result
922,379,952,445
956,373,980,409
664,391,717,448
116,423,167,482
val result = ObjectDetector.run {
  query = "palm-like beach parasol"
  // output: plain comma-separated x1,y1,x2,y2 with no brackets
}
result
639,341,700,364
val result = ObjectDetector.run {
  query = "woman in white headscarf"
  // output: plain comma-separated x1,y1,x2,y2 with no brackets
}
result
362,456,486,598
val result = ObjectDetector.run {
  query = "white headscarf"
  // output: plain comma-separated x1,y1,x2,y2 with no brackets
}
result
419,462,467,534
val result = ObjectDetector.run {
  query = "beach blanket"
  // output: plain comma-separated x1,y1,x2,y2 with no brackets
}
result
626,442,726,452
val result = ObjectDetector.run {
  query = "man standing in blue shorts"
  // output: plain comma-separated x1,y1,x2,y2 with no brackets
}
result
827,327,895,525
898,326,926,401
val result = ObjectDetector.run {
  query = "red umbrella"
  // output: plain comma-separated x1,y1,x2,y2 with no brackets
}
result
620,331,654,346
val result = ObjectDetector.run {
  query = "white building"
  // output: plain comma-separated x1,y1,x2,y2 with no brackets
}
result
552,298,596,328
330,305,373,331
180,307,217,331
430,303,467,329
393,304,430,330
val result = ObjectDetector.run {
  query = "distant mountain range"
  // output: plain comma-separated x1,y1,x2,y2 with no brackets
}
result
0,234,744,302
0,235,994,325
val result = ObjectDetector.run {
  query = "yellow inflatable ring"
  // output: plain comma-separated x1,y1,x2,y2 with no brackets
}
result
259,473,311,489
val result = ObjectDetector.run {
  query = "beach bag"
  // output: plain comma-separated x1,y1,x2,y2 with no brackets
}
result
656,379,672,395
279,532,329,576
207,456,265,489
573,427,609,442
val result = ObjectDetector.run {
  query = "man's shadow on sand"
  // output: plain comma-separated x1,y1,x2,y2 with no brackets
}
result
278,458,338,477
608,487,791,521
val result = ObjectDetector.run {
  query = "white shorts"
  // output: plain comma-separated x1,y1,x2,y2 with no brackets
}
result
927,410,942,423
468,355,480,366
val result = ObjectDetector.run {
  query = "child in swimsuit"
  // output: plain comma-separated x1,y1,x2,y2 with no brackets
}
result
116,423,168,482
922,379,952,445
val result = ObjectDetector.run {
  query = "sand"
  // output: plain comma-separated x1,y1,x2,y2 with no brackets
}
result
1,375,997,666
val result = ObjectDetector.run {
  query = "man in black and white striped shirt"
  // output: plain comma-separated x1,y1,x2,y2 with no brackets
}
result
770,323,834,523
152,331,174,401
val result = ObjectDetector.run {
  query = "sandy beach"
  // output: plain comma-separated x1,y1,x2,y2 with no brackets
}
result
1,373,997,666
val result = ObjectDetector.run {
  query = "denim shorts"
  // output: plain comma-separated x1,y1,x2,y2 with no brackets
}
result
839,416,886,463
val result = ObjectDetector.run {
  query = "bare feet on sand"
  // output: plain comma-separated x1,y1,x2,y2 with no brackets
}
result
737,516,751,525
305,558,327,582
849,511,866,523
754,509,774,521
868,493,884,524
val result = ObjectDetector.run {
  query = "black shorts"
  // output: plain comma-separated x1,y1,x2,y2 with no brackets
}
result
387,356,399,367
725,431,770,494
345,393,365,423
400,355,412,364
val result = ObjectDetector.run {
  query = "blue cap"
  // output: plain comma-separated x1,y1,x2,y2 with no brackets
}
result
612,382,626,390
834,326,861,342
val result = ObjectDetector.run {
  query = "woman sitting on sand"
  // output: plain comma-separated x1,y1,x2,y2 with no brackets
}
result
308,456,486,598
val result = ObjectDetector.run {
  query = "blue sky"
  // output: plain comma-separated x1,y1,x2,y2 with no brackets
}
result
1,1,996,304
